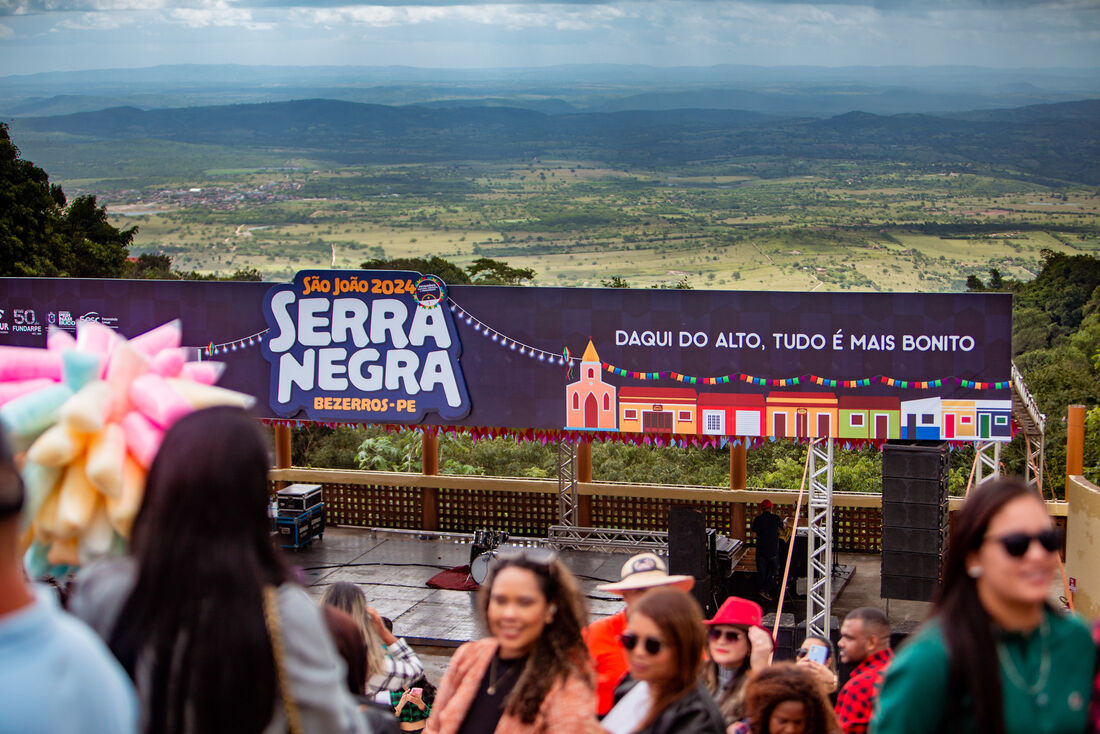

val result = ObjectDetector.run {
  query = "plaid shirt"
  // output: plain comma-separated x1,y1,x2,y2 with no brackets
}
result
836,648,894,734
365,638,426,696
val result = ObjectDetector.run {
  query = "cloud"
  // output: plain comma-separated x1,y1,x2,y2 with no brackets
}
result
0,19,12,34
292,3,623,30
168,2,272,27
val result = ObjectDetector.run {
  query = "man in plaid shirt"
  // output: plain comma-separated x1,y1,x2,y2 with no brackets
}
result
835,607,893,734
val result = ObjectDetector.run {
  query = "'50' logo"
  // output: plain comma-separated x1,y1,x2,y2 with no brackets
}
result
13,310,37,325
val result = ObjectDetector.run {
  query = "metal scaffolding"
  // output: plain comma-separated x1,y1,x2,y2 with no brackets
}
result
806,436,835,639
974,440,1002,486
557,439,579,528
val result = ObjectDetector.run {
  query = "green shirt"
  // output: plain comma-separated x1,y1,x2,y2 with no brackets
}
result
872,607,1093,734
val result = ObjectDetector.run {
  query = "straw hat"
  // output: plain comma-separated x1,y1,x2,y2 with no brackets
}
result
596,552,695,594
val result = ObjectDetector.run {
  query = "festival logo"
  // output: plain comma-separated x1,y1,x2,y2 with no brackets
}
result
260,270,471,423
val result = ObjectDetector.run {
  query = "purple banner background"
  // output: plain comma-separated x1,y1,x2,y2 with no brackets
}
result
0,277,1012,434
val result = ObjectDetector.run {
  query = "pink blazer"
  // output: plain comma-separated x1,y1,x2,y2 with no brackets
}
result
425,638,598,734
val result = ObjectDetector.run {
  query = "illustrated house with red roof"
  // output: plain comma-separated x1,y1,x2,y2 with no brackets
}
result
766,392,838,438
697,393,766,436
619,387,698,434
565,341,617,430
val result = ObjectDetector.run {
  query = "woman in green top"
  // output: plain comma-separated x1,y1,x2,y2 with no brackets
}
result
873,478,1094,734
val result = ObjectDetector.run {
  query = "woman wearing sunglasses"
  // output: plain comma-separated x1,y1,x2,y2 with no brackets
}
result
604,587,725,734
699,597,775,726
425,548,597,734
793,637,838,701
873,477,1094,734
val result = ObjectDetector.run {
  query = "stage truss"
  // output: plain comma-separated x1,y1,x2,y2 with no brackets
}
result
806,436,835,639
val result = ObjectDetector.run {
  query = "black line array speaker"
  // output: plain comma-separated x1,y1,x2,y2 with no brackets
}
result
881,441,949,602
668,506,713,614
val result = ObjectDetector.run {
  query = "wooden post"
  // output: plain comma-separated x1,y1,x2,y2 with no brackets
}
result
422,430,439,531
577,440,593,527
730,439,747,541
273,424,291,490
1067,404,1086,493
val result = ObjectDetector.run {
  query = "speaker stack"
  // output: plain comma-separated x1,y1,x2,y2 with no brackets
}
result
880,442,949,602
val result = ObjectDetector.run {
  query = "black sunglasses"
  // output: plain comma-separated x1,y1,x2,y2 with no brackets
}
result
495,546,558,566
621,632,664,655
707,628,745,644
985,528,1061,558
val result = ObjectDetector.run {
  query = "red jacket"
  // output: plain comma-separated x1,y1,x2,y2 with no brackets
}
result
582,611,628,716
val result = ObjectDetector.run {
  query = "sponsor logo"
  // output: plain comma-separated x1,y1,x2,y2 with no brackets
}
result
58,311,75,328
12,309,42,335
0,308,7,334
79,311,120,329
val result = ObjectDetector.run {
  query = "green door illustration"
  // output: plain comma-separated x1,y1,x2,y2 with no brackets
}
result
979,414,991,439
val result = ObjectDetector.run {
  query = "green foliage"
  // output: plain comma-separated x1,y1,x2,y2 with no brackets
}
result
1085,407,1100,487
360,255,471,284
466,257,536,285
0,123,134,278
600,276,631,288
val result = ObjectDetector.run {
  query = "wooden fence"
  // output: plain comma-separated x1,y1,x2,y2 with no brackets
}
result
270,467,1069,554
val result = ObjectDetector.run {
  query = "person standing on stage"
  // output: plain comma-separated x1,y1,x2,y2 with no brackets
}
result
583,552,695,716
834,607,892,734
752,500,784,601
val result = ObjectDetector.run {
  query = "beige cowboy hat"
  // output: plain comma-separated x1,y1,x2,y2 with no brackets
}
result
596,552,695,594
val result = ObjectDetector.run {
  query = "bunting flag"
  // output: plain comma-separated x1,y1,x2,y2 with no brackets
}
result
204,329,269,357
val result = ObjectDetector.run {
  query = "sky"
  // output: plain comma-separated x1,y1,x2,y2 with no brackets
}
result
0,0,1098,76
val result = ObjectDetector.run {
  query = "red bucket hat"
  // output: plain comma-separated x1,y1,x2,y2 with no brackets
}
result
705,597,764,629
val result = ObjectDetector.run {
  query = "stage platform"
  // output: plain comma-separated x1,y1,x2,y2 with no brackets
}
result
287,526,908,648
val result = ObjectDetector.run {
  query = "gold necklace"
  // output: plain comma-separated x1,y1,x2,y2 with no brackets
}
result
996,614,1051,703
486,654,519,696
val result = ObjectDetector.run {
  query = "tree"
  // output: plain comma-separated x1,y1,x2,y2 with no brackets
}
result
360,256,470,284
0,123,134,278
600,276,631,288
466,257,536,285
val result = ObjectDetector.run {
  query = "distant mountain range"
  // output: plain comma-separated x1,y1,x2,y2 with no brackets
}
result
11,97,1099,184
2,63,1098,119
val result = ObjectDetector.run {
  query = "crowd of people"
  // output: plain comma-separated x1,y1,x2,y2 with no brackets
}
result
1,406,1099,734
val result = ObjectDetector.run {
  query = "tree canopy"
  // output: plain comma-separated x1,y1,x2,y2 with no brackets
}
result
0,123,135,278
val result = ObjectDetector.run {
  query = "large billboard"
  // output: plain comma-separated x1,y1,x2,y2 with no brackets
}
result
0,273,1015,441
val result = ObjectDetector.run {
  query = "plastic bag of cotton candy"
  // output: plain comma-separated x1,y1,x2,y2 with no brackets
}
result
0,319,254,578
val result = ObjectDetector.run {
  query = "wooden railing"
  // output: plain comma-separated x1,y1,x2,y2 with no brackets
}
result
270,467,1069,554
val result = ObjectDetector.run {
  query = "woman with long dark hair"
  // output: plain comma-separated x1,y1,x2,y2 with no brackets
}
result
425,548,597,734
69,407,368,734
604,587,725,734
730,663,839,734
873,477,1093,734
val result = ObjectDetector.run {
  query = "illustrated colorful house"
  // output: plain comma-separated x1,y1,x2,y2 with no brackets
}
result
837,396,901,440
565,340,617,430
765,392,838,438
619,387,698,434
697,393,766,436
975,400,1013,439
900,397,942,440
941,399,978,440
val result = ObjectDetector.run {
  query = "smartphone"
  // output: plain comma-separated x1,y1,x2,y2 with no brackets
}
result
808,645,829,665
410,687,423,697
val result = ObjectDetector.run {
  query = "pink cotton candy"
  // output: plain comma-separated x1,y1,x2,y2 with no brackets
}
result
104,343,149,420
0,379,56,408
121,411,164,469
130,374,193,429
0,347,62,382
75,320,120,360
129,320,182,359
47,326,77,352
149,348,187,378
178,361,225,386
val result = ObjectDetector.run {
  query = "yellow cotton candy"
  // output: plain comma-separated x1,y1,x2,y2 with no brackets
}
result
107,456,145,539
56,458,99,538
59,381,112,434
34,486,63,543
26,423,87,467
165,378,256,410
47,537,81,567
85,424,126,499
79,506,116,566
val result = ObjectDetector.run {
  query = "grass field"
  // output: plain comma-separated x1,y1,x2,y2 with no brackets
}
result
72,157,1100,289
